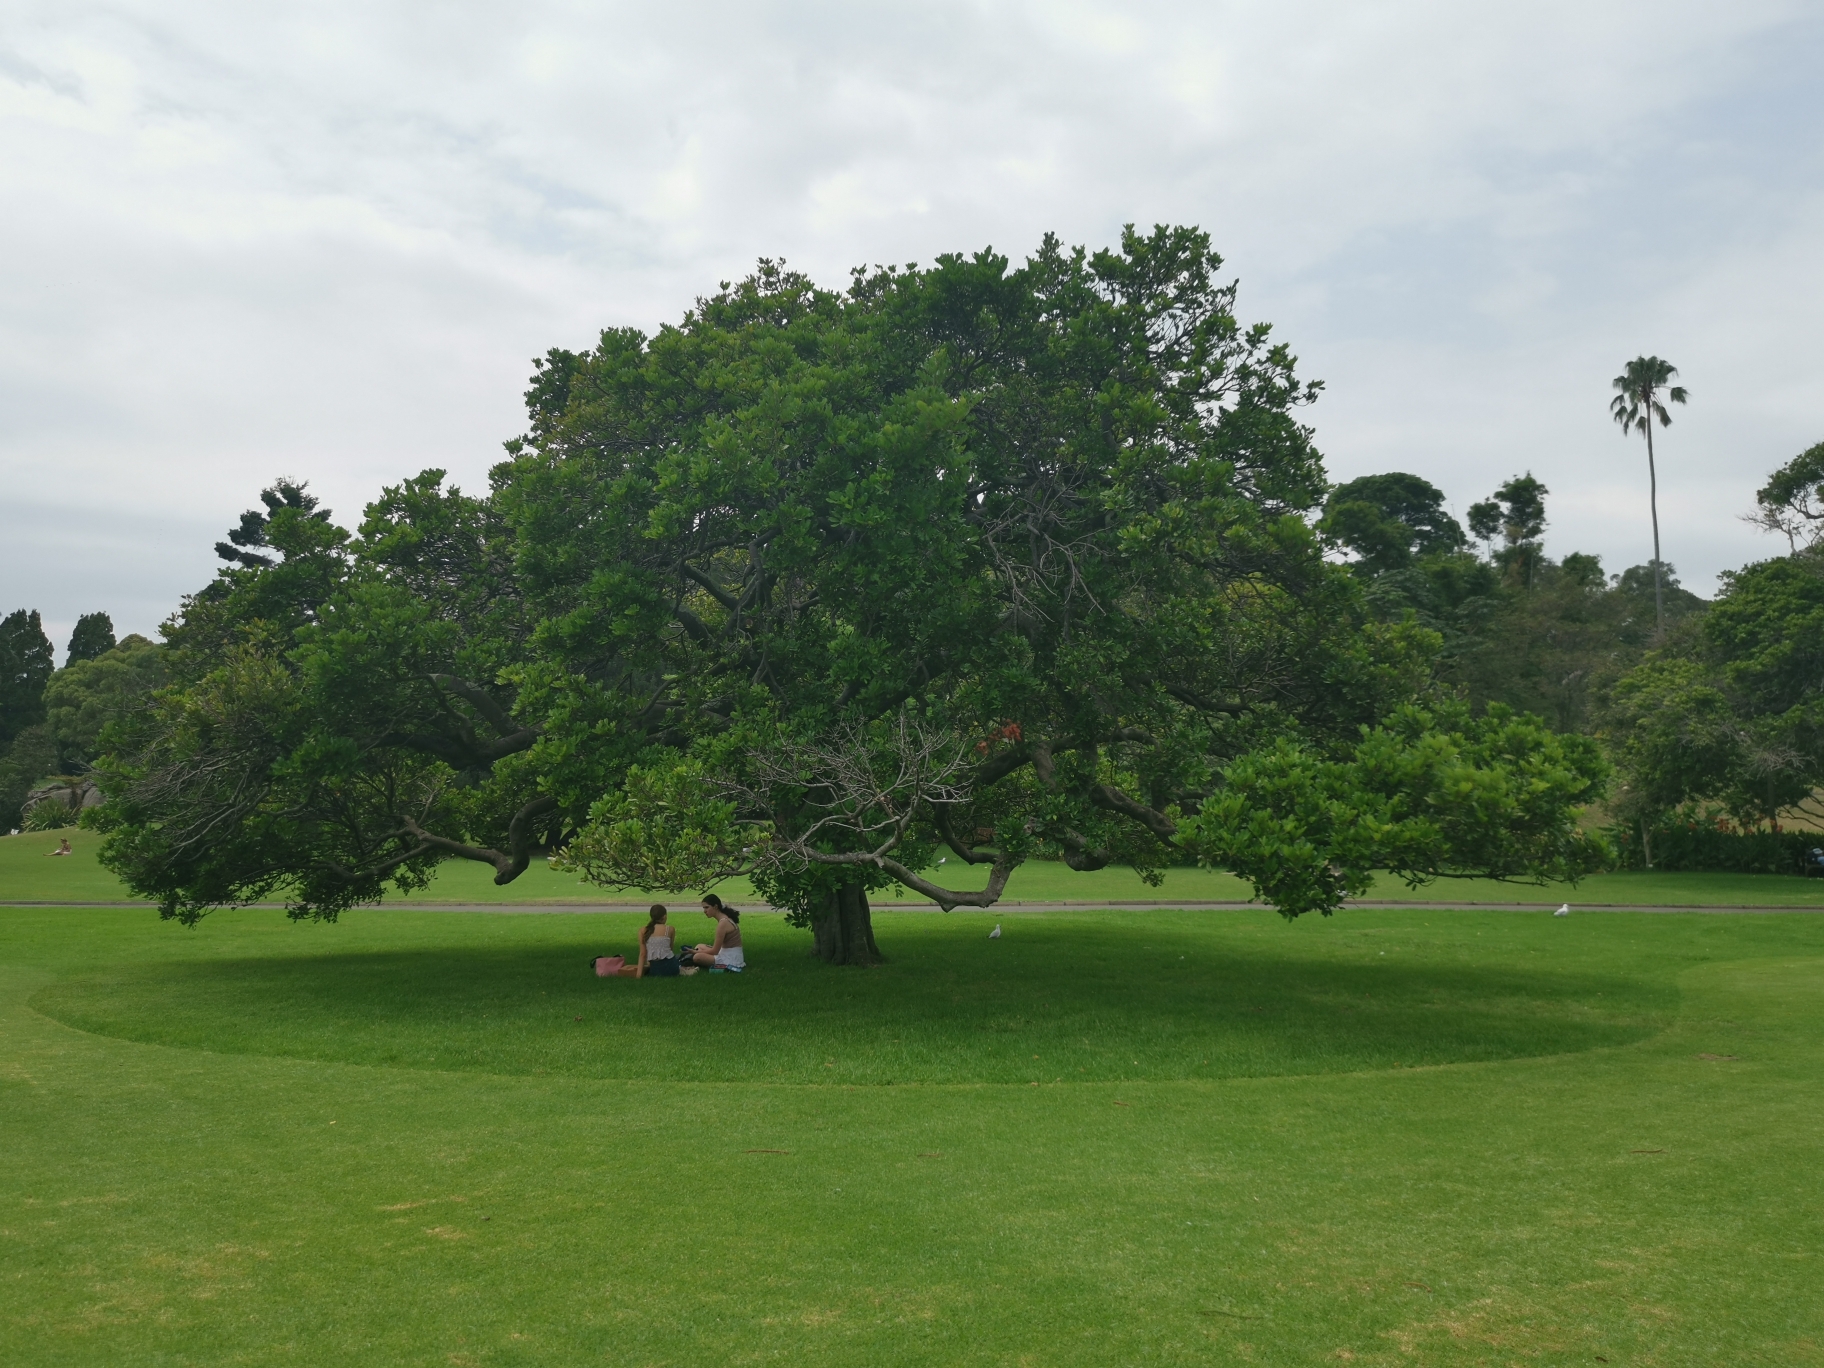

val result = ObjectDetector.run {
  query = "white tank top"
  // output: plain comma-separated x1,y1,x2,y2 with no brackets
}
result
646,930,675,960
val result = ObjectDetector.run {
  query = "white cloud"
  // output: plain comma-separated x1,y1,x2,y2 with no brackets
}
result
2,0,1820,646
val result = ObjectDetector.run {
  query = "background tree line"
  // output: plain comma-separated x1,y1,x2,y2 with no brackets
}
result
1322,438,1824,867
0,609,166,828
11,230,1817,923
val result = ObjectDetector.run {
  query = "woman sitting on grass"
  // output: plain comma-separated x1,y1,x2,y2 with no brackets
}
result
638,904,680,977
686,895,744,973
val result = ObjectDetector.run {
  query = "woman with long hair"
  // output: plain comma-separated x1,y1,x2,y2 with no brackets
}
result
686,894,744,973
638,904,680,977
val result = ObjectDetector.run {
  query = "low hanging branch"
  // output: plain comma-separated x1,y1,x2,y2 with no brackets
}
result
714,714,1022,909
401,794,559,884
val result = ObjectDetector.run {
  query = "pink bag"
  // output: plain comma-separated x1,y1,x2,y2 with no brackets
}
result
593,955,626,977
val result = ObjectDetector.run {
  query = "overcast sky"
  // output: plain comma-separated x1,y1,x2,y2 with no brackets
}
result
4,0,1821,652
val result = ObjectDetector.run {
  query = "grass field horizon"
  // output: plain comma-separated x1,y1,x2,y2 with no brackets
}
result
4,896,1823,1364
7,830,1823,909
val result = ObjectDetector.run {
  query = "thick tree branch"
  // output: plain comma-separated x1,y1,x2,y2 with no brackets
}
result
1046,823,1114,871
426,674,540,763
1106,726,1158,745
800,848,1021,911
1164,685,1247,715
672,602,713,644
679,561,739,612
314,840,435,885
1089,783,1179,841
429,674,514,734
401,794,559,885
933,804,1001,865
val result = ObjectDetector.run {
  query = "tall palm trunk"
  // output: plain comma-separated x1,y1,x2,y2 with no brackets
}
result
1645,420,1664,635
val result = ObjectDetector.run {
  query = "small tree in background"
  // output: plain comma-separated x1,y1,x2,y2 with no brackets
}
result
1320,473,1466,575
215,480,331,569
1610,356,1688,634
0,609,55,746
44,634,167,773
1469,474,1549,588
65,613,116,666
1748,440,1824,552
0,609,58,828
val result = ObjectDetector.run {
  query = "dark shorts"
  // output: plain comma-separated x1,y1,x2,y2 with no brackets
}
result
644,958,680,977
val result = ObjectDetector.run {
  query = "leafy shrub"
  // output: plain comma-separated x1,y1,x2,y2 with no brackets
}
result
1606,809,1824,875
23,798,81,831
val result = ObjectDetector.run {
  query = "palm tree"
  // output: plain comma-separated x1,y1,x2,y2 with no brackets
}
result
1610,356,1688,634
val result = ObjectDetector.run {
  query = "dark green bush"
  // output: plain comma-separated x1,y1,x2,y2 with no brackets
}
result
1607,811,1824,875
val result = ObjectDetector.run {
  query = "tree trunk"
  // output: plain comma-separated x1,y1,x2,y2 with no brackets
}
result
811,880,886,966
1646,422,1664,636
1641,818,1654,871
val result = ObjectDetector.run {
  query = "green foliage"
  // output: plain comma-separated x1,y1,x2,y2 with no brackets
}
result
1602,547,1824,830
0,608,55,746
1338,457,1705,734
1604,809,1821,875
213,478,332,570
1486,472,1549,586
41,633,165,772
1182,703,1608,916
1609,356,1688,440
0,609,70,821
22,790,81,830
1444,554,1700,733
0,723,57,828
1320,472,1464,575
1750,439,1824,551
93,227,1606,949
64,612,115,666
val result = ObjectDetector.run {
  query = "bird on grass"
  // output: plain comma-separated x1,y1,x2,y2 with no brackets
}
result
1554,904,1570,917
989,924,1001,939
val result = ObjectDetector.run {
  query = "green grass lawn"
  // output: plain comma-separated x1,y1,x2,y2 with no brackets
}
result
6,830,1823,908
3,900,1823,1364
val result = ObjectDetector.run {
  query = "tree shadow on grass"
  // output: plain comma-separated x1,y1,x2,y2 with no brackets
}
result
31,916,1673,1084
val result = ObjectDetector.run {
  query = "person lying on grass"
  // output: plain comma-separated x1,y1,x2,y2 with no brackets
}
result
638,904,680,977
686,895,744,973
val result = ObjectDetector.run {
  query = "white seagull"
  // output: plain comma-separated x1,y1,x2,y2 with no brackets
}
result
988,924,1002,939
1554,904,1570,917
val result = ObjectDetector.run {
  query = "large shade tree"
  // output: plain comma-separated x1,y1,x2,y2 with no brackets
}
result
94,228,1607,959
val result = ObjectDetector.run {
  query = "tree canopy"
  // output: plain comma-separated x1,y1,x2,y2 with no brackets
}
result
214,480,332,570
42,633,166,773
0,609,54,746
65,612,116,667
1604,547,1824,830
1749,440,1824,553
92,228,1607,957
1320,472,1465,575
